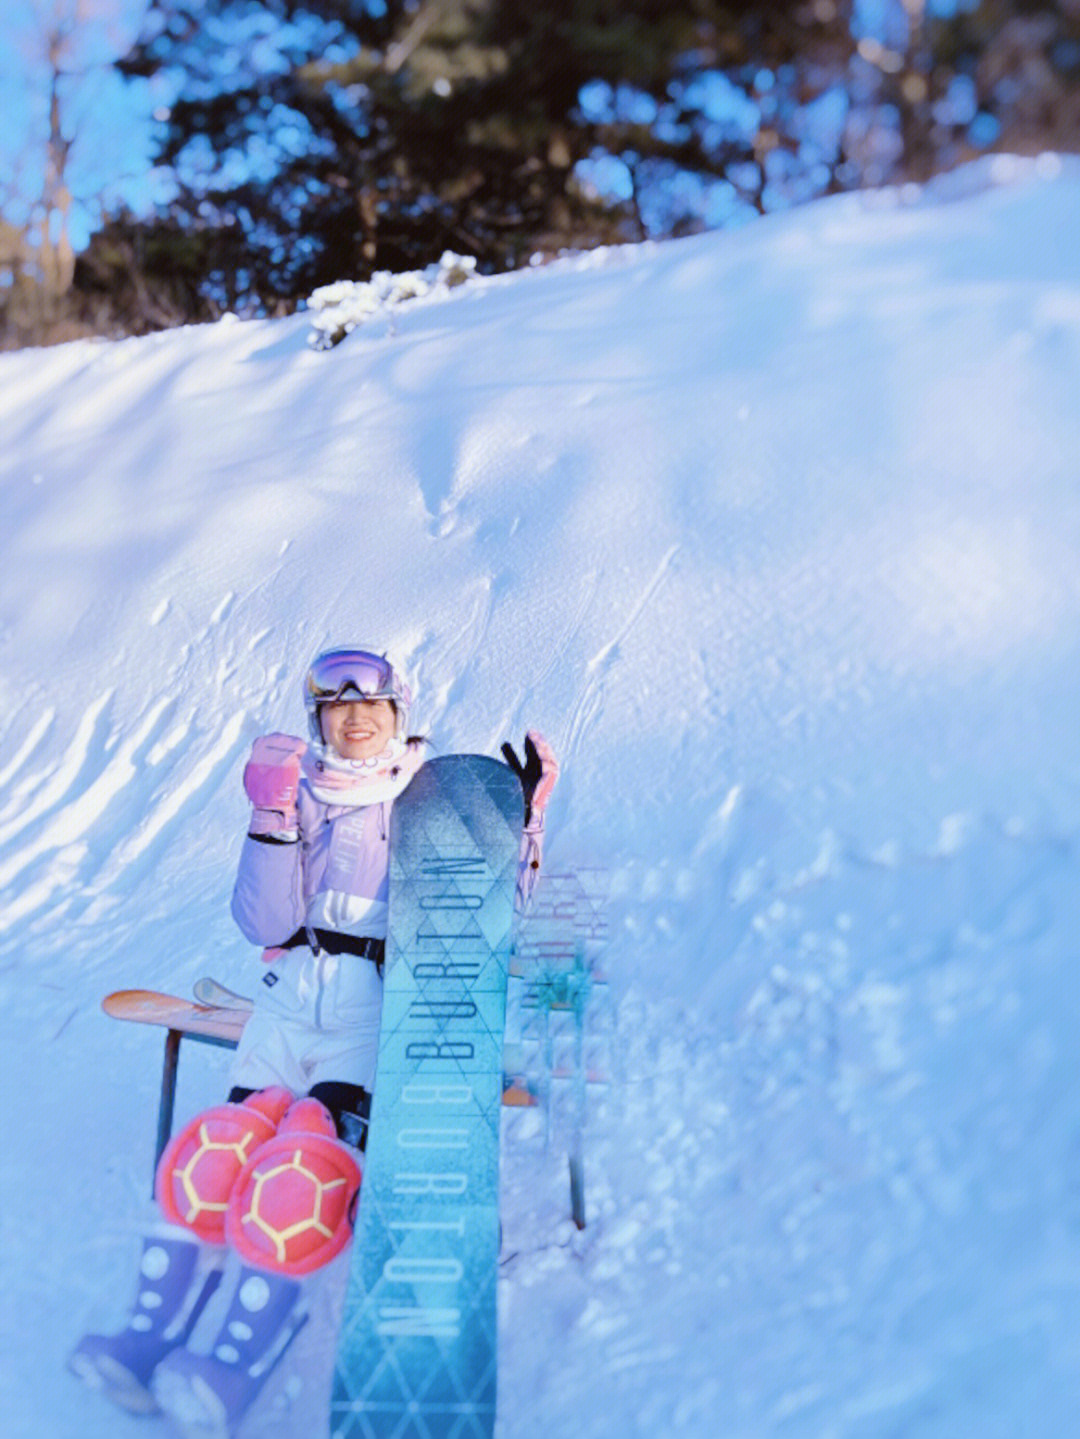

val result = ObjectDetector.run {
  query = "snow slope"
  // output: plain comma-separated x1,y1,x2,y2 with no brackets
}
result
2,152,1080,1438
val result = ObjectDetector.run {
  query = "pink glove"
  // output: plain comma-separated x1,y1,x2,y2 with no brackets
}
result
502,730,559,832
522,731,558,832
243,733,307,836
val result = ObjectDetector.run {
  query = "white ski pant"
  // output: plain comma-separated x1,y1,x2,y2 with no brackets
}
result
229,947,383,1096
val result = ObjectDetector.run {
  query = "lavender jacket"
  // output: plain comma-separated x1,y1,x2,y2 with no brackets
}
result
231,783,394,946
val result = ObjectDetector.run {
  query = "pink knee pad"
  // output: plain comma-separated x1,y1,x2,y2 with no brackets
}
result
225,1097,362,1276
155,1087,294,1243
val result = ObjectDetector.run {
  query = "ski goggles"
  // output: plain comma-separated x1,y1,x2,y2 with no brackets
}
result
305,649,411,709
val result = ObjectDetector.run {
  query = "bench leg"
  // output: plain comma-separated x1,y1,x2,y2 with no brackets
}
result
152,1028,182,1194
569,1150,586,1230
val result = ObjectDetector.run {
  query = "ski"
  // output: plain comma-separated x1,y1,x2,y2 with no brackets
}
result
330,754,522,1439
101,988,247,1043
192,976,254,1011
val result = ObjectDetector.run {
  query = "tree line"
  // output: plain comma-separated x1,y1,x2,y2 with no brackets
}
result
4,0,1079,350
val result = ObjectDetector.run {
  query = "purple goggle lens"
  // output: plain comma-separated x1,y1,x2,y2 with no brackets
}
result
305,649,409,707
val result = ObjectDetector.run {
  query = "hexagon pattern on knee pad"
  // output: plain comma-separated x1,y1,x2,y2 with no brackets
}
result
155,1087,294,1243
225,1097,362,1275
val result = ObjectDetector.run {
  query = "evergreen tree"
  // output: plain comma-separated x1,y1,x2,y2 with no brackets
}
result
47,0,1080,342
78,0,837,322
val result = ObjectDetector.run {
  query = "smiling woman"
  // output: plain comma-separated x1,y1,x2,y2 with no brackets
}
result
317,698,399,761
67,638,558,1433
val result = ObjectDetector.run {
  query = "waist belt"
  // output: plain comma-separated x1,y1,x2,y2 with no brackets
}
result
281,927,385,968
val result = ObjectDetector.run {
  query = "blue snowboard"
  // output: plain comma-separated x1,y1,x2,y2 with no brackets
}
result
330,755,522,1439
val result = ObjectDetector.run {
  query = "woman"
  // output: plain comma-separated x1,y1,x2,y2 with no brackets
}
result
70,645,557,1435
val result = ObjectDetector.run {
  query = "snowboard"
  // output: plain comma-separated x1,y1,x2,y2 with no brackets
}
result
102,988,248,1043
330,754,522,1439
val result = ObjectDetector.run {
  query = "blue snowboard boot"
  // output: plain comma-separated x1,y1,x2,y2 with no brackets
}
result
68,1232,224,1414
150,1265,306,1438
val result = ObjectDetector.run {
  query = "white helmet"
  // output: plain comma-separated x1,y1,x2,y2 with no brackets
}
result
303,647,411,740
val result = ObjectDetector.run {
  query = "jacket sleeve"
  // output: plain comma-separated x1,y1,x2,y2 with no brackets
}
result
514,827,544,915
231,834,307,946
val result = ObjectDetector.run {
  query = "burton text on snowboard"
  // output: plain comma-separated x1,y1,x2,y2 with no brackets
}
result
330,754,521,1439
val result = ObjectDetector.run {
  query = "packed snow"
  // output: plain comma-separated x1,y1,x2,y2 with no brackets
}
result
2,152,1080,1439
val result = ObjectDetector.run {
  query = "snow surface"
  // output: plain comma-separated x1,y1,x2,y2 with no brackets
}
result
3,151,1080,1439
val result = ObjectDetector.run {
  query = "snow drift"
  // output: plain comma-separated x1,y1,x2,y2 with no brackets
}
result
2,152,1080,1438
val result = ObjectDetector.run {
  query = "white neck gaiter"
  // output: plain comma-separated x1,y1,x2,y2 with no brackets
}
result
301,737,425,808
